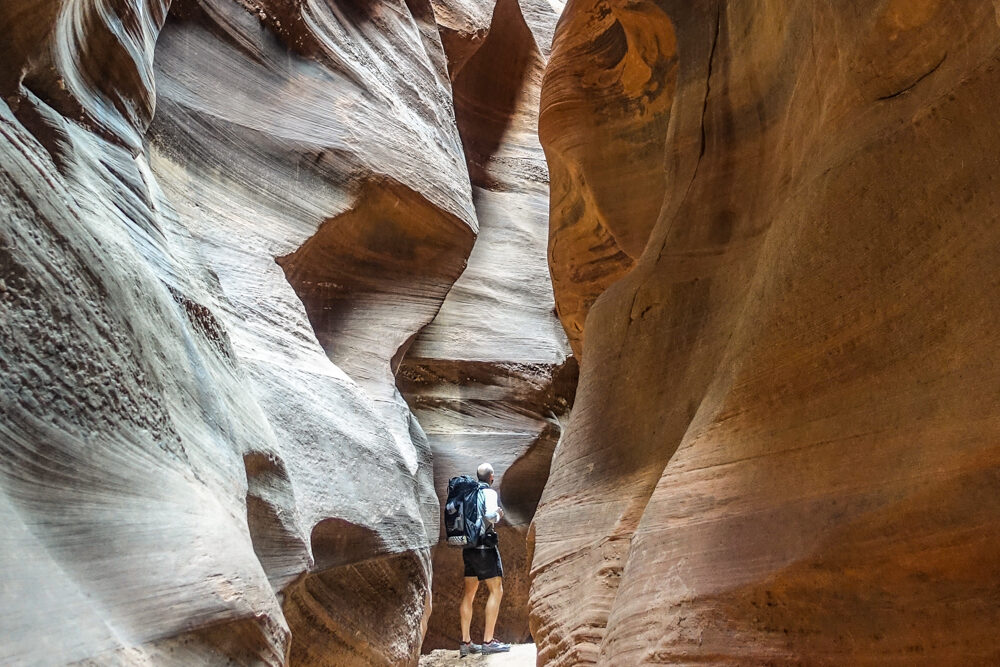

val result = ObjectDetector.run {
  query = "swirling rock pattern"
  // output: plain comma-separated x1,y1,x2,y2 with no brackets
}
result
540,0,678,355
0,0,499,663
531,0,1000,665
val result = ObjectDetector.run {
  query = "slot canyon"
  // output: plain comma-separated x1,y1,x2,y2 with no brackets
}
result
2,0,999,665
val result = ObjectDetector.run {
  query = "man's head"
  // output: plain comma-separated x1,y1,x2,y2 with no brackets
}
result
477,462,494,485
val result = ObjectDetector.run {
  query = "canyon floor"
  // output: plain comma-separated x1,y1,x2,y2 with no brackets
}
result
420,644,536,666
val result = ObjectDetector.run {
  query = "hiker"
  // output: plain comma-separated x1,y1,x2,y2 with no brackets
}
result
459,463,511,657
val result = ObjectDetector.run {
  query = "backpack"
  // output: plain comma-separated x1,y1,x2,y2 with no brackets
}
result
444,475,487,547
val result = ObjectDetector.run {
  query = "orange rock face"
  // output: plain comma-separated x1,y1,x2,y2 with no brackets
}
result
540,0,677,354
531,1,1000,664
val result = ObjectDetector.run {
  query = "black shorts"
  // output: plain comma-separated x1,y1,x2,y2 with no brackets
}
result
463,545,503,580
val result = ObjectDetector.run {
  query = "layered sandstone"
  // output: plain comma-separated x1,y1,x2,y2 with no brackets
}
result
1,0,477,663
531,1,1000,665
401,0,575,650
1,0,578,661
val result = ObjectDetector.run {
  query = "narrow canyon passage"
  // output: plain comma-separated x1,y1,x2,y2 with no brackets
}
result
3,0,1000,666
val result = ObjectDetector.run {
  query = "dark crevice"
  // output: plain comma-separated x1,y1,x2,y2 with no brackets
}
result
398,357,578,415
877,52,947,101
655,5,717,260
697,5,722,164
309,518,388,571
274,177,474,386
7,86,75,172
499,420,563,525
626,287,642,324
449,0,537,185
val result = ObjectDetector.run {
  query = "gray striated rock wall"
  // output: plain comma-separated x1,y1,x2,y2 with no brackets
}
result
1,0,571,663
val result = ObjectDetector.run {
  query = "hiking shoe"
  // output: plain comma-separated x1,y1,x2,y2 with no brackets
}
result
459,641,481,657
480,639,511,654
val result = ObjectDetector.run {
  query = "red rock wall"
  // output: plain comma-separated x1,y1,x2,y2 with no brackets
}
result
531,1,1000,664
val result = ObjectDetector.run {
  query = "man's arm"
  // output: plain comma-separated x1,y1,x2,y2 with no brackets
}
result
483,488,503,524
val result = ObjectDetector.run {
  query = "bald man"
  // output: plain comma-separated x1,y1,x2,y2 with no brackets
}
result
458,463,511,656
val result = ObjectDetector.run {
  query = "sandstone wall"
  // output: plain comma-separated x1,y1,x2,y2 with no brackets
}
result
531,1,1000,664
540,0,677,355
1,0,473,663
1,0,574,662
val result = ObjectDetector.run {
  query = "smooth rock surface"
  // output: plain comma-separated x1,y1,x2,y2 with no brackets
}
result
1,0,481,663
540,0,677,355
531,1,1000,665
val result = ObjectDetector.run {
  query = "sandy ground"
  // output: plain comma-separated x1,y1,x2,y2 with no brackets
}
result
419,643,536,666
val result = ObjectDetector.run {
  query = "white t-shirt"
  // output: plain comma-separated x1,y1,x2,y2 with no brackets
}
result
482,487,501,525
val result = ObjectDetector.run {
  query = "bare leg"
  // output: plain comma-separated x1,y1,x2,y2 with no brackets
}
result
460,577,479,642
483,576,503,643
